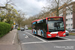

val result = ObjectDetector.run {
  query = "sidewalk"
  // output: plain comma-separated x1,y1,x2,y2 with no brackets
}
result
0,29,21,50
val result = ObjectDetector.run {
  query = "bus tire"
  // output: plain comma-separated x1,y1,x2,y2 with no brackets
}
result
33,31,35,35
41,32,42,36
44,32,47,38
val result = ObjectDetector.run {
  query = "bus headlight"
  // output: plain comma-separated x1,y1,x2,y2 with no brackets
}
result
48,34,51,37
63,33,66,35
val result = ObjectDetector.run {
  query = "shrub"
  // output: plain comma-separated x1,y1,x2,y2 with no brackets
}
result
0,22,11,37
10,26,13,31
10,24,13,31
28,27,32,30
17,27,20,30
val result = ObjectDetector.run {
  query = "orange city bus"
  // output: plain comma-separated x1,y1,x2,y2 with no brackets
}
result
31,17,66,38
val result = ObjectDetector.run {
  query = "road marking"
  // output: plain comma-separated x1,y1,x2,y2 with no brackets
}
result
22,39,75,44
23,34,25,35
25,35,28,38
59,37,71,40
12,33,16,44
70,39,75,41
22,41,44,44
25,31,72,42
25,32,36,37
25,32,47,42
35,36,47,42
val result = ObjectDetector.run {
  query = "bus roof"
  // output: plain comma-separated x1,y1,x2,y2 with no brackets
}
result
32,19,42,23
46,16,63,18
32,16,63,23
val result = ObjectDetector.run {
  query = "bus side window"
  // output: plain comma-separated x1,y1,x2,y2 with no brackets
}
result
32,24,36,29
43,23,47,32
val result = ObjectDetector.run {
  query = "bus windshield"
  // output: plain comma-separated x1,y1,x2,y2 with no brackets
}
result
48,21,64,32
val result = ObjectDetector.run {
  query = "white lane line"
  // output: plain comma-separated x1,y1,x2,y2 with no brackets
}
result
35,36,47,42
23,34,25,35
25,35,29,38
25,32,47,42
12,33,16,44
47,39,72,42
25,31,72,42
22,39,75,44
71,39,75,41
59,37,71,40
25,32,36,37
22,41,43,44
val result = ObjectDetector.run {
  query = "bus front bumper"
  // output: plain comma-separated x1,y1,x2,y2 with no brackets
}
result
47,34,66,38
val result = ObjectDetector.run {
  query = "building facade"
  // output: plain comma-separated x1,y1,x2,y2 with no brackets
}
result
63,2,75,29
49,2,75,29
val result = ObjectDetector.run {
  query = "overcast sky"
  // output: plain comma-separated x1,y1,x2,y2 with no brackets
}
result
0,0,75,18
13,0,47,18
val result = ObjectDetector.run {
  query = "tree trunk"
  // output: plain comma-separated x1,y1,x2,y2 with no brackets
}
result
56,0,59,16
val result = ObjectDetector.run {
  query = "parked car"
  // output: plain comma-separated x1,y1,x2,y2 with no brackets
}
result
25,27,28,30
65,30,69,36
20,28,25,31
67,29,75,32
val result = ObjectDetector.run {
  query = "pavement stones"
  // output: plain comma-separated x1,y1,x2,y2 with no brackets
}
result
0,29,21,50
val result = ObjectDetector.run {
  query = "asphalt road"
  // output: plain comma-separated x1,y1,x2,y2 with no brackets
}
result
18,30,75,50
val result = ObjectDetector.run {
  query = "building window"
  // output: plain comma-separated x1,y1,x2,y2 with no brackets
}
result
68,18,70,21
69,24,70,26
66,24,67,26
71,18,73,20
71,24,73,26
71,12,73,14
66,19,68,21
69,18,70,20
66,14,67,16
66,13,71,16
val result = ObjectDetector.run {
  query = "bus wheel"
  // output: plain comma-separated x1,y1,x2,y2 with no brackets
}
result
33,31,35,35
41,32,43,37
44,32,47,38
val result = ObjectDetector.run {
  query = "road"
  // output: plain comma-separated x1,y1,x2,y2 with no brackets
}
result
18,30,75,50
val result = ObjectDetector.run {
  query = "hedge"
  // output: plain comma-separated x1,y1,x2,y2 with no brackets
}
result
17,27,20,30
28,27,32,30
0,22,11,37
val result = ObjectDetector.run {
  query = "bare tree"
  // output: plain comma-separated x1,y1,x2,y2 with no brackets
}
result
46,0,72,16
0,0,15,9
15,14,24,27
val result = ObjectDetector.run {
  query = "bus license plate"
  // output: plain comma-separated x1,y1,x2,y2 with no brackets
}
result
56,36,59,37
